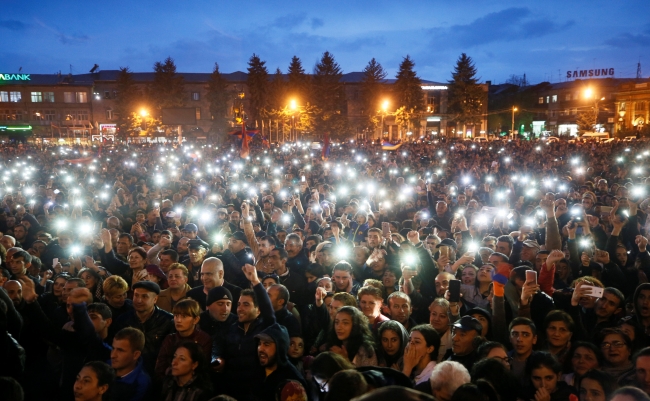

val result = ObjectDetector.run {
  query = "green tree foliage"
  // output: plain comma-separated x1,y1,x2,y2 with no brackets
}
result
393,55,424,132
577,108,598,134
287,56,311,104
312,51,348,137
205,62,231,142
113,67,144,138
448,53,485,134
246,54,270,128
149,57,185,113
360,58,388,132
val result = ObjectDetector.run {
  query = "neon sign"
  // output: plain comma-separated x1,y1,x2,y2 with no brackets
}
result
0,74,31,81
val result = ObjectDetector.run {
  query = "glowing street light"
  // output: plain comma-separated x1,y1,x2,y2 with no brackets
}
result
511,106,518,138
380,100,390,140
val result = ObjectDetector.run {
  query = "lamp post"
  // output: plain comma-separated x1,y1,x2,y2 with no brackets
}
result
290,100,297,142
140,109,149,137
380,100,389,140
584,88,605,133
511,106,518,139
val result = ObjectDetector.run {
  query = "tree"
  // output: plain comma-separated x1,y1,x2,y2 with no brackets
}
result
447,53,485,137
205,62,231,143
393,55,425,135
360,58,388,134
312,51,348,137
577,108,598,134
149,57,185,112
246,54,270,130
113,67,144,138
287,56,310,103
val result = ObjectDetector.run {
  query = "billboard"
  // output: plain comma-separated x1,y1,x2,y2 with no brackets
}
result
162,108,196,125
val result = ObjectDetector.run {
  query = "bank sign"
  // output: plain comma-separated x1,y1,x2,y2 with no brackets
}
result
0,73,31,81
566,68,614,79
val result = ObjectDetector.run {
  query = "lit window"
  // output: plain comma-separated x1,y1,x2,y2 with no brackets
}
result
538,97,544,104
31,92,43,102
76,92,88,103
9,91,21,102
43,92,55,102
196,107,201,120
192,92,200,101
551,95,557,103
0,92,8,102
64,92,75,103
106,109,113,120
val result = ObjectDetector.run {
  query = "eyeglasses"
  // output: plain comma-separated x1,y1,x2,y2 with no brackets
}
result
600,341,626,349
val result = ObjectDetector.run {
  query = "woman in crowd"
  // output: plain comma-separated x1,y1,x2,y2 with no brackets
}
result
101,275,133,323
477,341,511,369
402,324,440,386
460,265,478,286
524,352,577,401
78,267,104,302
598,328,635,384
377,320,409,369
326,306,377,366
40,273,69,314
429,299,452,362
543,310,575,365
562,342,604,387
578,369,619,401
460,263,494,308
382,267,401,299
72,361,115,401
160,341,213,401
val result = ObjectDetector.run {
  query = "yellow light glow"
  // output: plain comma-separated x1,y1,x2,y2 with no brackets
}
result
290,100,297,110
584,88,593,99
382,100,389,111
140,109,148,117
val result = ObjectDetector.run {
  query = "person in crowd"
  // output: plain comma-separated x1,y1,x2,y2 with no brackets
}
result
377,320,409,369
159,341,213,401
419,360,471,400
445,315,484,371
156,263,191,313
326,305,377,367
523,352,577,401
110,327,152,401
402,324,440,386
598,327,636,384
578,369,619,401
73,361,115,401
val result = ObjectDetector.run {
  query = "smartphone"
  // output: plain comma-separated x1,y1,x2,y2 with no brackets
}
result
439,245,450,259
52,258,59,267
449,280,461,303
583,285,604,298
382,222,390,236
526,270,537,285
301,176,305,182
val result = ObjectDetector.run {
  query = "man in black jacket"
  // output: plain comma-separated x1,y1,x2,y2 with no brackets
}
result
111,281,174,376
220,231,254,289
284,233,309,277
268,247,308,308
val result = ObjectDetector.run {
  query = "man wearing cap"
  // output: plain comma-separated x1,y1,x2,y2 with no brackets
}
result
444,315,483,372
253,323,307,401
185,239,209,287
200,286,237,341
219,231,254,289
111,281,174,375
156,263,191,313
182,223,199,240
187,257,241,311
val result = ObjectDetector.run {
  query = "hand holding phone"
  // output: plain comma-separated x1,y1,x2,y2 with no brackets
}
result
526,270,537,285
449,279,461,303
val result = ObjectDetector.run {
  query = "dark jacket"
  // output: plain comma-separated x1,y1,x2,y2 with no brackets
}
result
111,357,152,401
220,248,255,289
155,328,212,379
112,306,174,375
278,269,309,308
286,248,310,277
199,311,237,340
275,307,302,338
253,323,307,401
187,282,242,311
222,282,276,400
160,374,212,401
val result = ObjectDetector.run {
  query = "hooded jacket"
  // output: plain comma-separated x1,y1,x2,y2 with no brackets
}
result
253,323,307,401
377,320,410,368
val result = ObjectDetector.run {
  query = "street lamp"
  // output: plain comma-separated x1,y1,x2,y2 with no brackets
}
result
380,100,389,140
140,109,149,134
511,107,518,138
583,88,606,133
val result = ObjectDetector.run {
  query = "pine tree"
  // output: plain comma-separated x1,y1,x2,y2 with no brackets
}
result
447,53,485,136
205,62,231,143
287,56,310,103
113,67,143,138
393,55,424,134
312,51,347,137
360,58,388,133
149,57,185,112
246,54,270,129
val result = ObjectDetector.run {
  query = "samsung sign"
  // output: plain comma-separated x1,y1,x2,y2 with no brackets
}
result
0,73,31,81
566,68,614,79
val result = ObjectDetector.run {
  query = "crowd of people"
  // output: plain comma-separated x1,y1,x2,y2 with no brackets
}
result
1,136,650,401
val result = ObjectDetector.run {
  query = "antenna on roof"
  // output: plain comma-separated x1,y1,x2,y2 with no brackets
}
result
89,64,99,73
637,59,642,80
18,67,22,73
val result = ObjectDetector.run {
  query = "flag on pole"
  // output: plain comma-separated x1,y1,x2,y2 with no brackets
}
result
322,132,330,160
381,141,402,151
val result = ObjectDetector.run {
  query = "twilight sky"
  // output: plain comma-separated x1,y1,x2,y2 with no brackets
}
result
1,0,649,84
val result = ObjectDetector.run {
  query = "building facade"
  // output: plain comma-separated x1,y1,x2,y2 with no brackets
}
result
614,80,650,134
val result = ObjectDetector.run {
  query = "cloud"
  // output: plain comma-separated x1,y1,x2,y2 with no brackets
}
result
270,13,307,30
604,25,650,48
0,19,27,31
34,18,89,44
311,18,324,29
429,7,574,48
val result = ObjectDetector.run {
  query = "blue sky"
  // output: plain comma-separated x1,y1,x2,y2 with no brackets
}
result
1,0,649,84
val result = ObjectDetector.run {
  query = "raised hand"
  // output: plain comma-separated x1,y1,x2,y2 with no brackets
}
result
242,263,260,286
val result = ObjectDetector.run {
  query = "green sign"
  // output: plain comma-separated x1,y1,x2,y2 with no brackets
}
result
0,74,31,81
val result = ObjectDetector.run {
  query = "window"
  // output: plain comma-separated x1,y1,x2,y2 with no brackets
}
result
9,92,21,102
104,91,111,99
551,95,557,103
10,110,23,121
32,110,44,121
64,92,75,103
195,107,201,120
550,110,556,117
43,92,55,102
565,94,572,101
76,92,88,103
45,110,55,121
31,92,43,102
191,92,200,101
637,102,646,111
0,92,7,102
106,109,113,120
538,97,544,104
546,96,550,103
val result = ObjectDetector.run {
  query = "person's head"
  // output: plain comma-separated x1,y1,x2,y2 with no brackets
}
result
496,235,514,256
167,264,189,290
52,274,69,299
435,272,454,297
578,369,619,401
267,284,290,312
544,310,574,351
87,303,112,337
378,320,409,360
63,278,86,303
116,233,133,255
477,341,511,369
79,268,102,291
332,261,354,292
366,228,382,249
325,370,368,401
635,283,650,320
9,250,31,275
461,265,478,285
131,281,160,314
328,292,357,321
258,236,276,258
429,298,450,334
331,305,369,343
3,280,22,306
387,292,411,326
284,233,303,258
311,351,355,393
73,361,115,401
237,288,260,324
609,387,650,401
357,285,383,321
127,247,147,270
102,276,128,309
429,361,471,401
171,341,207,382
206,286,233,322
288,336,305,360
158,249,179,272
634,347,650,395
111,328,145,375
595,287,625,321
527,352,562,395
451,316,483,356
408,324,440,363
569,342,604,377
200,257,224,290
509,317,538,359
470,358,520,401
172,299,201,337
269,247,288,274
598,328,633,368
